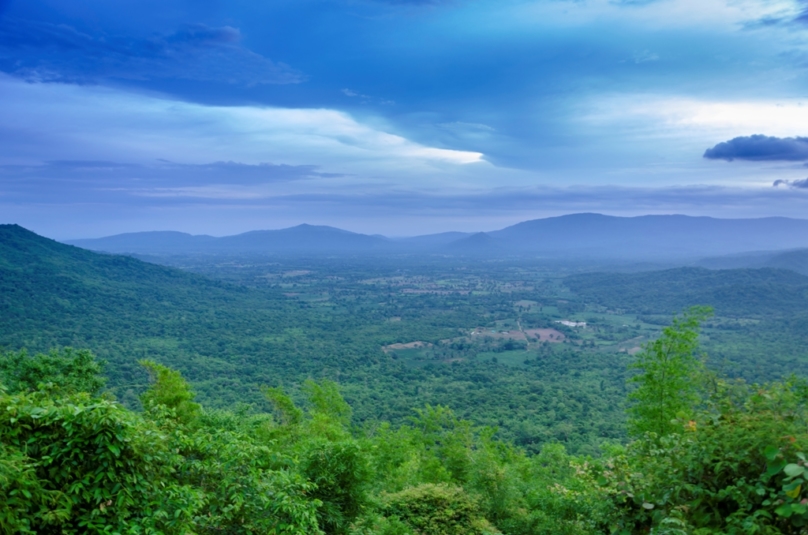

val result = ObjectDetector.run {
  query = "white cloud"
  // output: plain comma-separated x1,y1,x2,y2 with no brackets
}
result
587,94,808,139
0,76,483,174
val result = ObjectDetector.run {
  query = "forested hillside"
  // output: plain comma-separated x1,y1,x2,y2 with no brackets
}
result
563,267,808,380
0,225,627,452
4,224,808,455
564,267,808,317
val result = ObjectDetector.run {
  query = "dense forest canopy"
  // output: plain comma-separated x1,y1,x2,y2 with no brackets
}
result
3,224,808,454
2,318,808,534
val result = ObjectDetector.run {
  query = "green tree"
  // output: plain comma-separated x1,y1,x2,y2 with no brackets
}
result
0,348,106,396
140,359,201,424
0,388,199,534
268,380,370,535
627,306,713,438
382,484,500,535
597,378,808,534
302,379,352,427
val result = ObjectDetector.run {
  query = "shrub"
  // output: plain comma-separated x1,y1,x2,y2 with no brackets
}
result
383,483,500,535
0,389,197,534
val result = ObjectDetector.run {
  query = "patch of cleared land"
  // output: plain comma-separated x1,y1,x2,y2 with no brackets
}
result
471,328,526,340
382,341,432,353
524,328,566,342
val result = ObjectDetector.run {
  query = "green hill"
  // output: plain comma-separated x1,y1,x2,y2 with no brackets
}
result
564,267,808,380
564,267,808,317
9,225,808,454
0,225,632,453
0,224,301,405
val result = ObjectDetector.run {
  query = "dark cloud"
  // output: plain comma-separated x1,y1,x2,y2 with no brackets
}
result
0,18,304,85
703,135,808,162
773,178,808,188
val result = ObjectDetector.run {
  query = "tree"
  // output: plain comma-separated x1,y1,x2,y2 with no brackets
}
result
0,348,106,396
0,388,198,534
140,359,200,424
627,306,713,438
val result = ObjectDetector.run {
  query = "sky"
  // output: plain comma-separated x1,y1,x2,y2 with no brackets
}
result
3,0,808,238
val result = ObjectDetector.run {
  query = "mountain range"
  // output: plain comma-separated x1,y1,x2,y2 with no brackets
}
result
66,213,808,261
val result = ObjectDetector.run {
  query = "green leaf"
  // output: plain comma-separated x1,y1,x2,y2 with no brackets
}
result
784,464,806,478
767,459,787,477
775,504,794,518
764,445,781,461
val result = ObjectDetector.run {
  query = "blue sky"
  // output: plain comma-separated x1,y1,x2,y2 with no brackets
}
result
2,0,808,238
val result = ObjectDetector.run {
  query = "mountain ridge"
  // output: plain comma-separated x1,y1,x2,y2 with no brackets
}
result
63,213,808,259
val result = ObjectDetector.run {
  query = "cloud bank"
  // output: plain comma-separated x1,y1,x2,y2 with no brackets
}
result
703,135,808,161
0,75,483,174
773,178,808,188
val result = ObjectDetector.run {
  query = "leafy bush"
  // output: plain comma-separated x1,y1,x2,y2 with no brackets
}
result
301,439,371,535
171,424,322,535
0,348,106,396
383,483,500,535
597,378,808,534
0,441,67,534
0,389,197,534
141,359,201,424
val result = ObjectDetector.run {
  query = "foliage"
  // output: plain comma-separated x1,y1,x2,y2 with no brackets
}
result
0,441,67,534
301,439,371,535
7,226,808,534
141,359,201,424
0,347,106,396
0,389,197,534
263,385,304,426
565,267,808,318
303,378,353,427
382,484,500,535
171,423,322,535
627,306,712,437
598,377,808,534
262,380,372,534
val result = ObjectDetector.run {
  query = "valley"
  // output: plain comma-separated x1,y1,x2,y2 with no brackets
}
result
4,223,808,455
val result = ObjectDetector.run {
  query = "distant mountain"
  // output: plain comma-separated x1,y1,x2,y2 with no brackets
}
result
68,224,390,255
488,214,808,259
698,248,808,275
393,232,472,248
769,249,808,275
67,230,217,254
445,232,502,252
696,250,775,270
65,214,808,259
